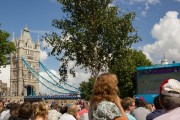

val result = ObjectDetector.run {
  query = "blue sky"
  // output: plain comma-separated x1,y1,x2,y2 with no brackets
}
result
1,0,180,90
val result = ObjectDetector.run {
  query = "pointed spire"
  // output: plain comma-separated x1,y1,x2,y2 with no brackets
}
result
24,25,29,32
12,32,15,42
23,25,32,41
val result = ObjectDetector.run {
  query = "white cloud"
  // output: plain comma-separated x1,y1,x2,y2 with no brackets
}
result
39,70,60,95
141,11,147,17
39,67,91,95
60,60,91,87
143,11,180,64
42,40,53,50
132,0,160,4
40,49,48,61
142,51,153,62
120,0,160,16
120,0,160,5
66,61,91,87
140,0,160,16
0,65,10,87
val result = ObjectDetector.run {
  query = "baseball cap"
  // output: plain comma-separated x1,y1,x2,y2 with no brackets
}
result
160,79,180,97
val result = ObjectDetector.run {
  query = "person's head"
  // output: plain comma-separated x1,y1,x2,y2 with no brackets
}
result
90,73,119,105
121,97,135,112
10,103,19,117
145,103,153,112
34,101,48,120
159,79,180,111
6,103,13,109
135,98,145,107
82,101,89,110
153,95,162,109
60,106,68,114
18,102,33,119
52,103,59,110
8,115,18,120
67,104,79,116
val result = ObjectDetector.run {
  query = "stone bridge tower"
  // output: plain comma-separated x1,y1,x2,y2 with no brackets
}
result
10,25,40,96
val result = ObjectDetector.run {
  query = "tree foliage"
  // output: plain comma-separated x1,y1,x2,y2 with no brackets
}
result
0,24,16,66
79,77,95,101
43,0,140,81
110,49,152,97
80,49,152,100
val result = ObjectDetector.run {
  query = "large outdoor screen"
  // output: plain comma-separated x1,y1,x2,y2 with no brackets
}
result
136,63,180,95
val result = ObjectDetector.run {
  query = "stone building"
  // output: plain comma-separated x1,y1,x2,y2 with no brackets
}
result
10,25,40,96
0,80,8,96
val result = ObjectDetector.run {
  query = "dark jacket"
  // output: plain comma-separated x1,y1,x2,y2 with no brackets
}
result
146,109,165,120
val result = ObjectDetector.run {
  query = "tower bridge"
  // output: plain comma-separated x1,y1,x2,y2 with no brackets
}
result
10,25,40,97
0,26,80,101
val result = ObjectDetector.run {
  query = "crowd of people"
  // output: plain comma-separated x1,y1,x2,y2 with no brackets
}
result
0,72,179,120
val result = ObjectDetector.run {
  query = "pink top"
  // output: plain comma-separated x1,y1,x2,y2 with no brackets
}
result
77,108,88,117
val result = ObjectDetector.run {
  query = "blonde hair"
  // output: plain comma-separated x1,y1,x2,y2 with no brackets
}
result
34,101,48,119
90,73,119,107
145,103,154,112
67,104,79,116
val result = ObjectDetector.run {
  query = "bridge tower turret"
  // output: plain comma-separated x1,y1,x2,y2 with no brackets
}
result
10,25,40,96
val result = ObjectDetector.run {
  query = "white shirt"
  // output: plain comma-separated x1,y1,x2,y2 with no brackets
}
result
80,113,89,120
154,107,180,120
48,109,62,120
59,113,76,120
0,109,10,120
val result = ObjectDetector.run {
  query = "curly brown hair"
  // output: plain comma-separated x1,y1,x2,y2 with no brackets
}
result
34,101,48,119
90,73,119,108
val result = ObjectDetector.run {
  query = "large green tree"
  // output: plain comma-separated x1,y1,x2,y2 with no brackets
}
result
79,77,95,101
0,24,16,66
79,49,152,100
110,49,152,97
44,0,140,81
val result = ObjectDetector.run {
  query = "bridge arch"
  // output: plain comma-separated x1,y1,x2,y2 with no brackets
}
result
25,85,36,96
